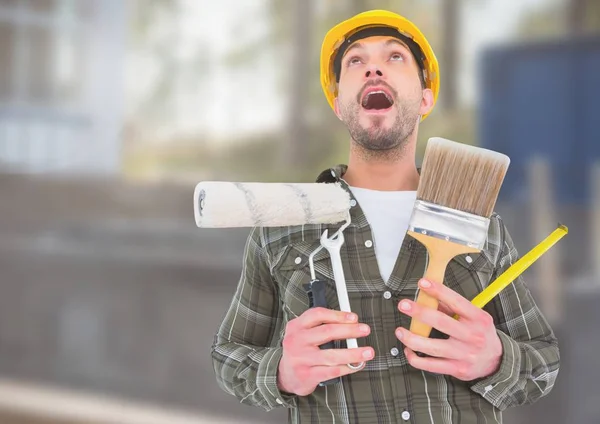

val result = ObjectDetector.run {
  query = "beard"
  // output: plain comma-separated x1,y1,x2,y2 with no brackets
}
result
339,88,421,160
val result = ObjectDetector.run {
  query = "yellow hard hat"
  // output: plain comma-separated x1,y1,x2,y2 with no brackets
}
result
320,10,440,120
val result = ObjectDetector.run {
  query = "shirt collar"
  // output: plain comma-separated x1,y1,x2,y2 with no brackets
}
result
314,164,421,230
315,164,421,184
315,165,495,264
315,164,348,183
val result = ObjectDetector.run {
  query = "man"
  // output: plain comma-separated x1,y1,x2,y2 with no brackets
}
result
211,9,559,423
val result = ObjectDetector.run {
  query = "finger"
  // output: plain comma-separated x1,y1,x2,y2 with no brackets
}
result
296,307,358,329
398,299,473,342
314,346,375,367
437,301,453,316
396,327,463,360
303,323,371,346
404,347,462,377
309,362,366,383
417,279,484,321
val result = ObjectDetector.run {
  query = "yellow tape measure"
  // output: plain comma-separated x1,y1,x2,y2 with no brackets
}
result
454,223,568,319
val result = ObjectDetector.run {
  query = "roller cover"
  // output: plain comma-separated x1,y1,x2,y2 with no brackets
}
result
194,181,352,228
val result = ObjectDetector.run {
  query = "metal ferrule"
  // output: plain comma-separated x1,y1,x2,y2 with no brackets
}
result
408,200,490,249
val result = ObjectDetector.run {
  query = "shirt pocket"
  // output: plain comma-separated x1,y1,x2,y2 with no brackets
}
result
446,252,495,304
424,252,495,340
272,240,339,321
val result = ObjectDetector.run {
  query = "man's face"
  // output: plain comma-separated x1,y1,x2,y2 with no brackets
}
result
334,35,433,152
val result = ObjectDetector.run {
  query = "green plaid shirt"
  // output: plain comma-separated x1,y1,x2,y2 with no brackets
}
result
211,165,559,424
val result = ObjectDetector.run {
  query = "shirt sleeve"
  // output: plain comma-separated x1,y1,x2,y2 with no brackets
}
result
211,226,297,411
470,219,560,410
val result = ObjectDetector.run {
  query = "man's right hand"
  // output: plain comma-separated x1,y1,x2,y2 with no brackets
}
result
277,307,374,396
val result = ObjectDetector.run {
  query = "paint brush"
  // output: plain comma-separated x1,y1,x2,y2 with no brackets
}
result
407,137,510,338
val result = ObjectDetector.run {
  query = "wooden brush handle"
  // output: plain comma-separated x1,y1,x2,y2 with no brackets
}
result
411,255,450,337
407,231,479,337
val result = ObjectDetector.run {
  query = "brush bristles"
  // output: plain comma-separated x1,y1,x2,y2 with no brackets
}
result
417,137,510,218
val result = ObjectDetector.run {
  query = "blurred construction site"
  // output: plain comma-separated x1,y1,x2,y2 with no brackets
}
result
0,0,599,423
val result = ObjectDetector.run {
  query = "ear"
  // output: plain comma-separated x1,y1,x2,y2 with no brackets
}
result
334,97,343,121
419,88,435,117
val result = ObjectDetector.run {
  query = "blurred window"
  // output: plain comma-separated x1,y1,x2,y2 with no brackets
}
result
0,0,90,105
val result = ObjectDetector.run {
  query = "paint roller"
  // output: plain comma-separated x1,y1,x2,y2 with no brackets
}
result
194,181,352,228
194,180,361,384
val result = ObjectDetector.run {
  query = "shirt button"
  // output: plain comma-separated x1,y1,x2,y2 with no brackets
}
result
383,291,392,299
365,240,373,248
350,199,357,207
294,257,302,264
465,255,473,264
390,347,399,356
276,398,283,405
402,410,410,420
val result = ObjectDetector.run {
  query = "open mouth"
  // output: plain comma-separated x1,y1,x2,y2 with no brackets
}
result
361,90,394,110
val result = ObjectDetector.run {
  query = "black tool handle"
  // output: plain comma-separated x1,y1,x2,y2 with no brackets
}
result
304,279,340,386
310,280,335,350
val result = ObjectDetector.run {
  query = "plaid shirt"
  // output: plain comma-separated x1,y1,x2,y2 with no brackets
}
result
211,165,560,424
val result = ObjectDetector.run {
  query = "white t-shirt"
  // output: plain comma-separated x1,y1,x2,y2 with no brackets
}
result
349,186,417,283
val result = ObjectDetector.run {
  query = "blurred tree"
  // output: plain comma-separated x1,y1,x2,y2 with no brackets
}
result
350,0,369,13
128,0,211,140
569,0,587,35
569,0,600,33
517,0,600,38
221,0,313,174
440,0,458,112
304,0,450,172
218,0,455,180
283,0,312,169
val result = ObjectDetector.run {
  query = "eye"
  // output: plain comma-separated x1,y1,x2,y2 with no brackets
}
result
346,56,362,66
390,52,404,61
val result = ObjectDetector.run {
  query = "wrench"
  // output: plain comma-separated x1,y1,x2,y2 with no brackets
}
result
308,211,352,280
320,229,365,370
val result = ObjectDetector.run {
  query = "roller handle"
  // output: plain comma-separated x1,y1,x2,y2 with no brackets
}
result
303,279,340,386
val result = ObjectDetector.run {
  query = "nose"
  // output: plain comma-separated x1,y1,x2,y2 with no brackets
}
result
365,68,383,78
365,64,383,79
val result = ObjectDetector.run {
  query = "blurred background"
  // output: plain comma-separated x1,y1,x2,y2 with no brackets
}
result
0,0,598,423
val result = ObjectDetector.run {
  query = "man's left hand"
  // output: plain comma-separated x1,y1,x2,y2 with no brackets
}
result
396,278,503,381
